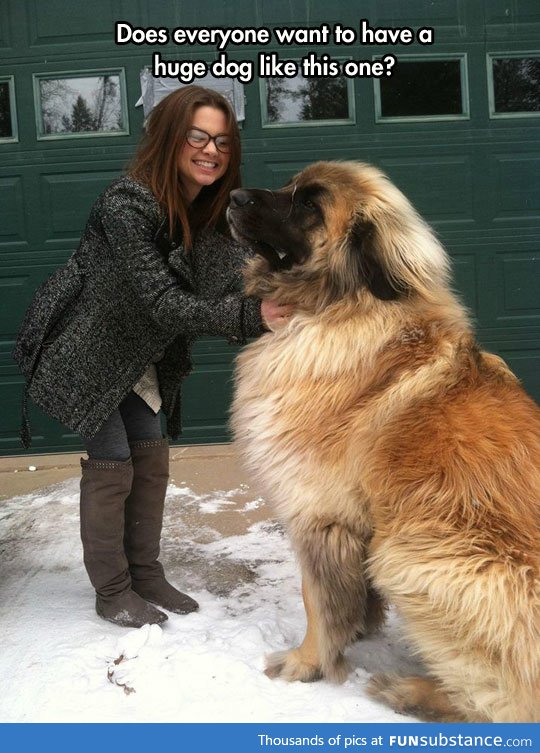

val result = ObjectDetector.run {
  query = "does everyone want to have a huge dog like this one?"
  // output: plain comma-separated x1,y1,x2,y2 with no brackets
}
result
228,161,540,723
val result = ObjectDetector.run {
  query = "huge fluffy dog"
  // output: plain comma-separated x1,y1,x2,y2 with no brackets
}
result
227,161,540,723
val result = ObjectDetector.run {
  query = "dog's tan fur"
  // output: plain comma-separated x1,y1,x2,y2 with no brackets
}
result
230,161,540,722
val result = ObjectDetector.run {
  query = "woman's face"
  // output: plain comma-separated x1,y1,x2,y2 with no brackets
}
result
178,106,231,202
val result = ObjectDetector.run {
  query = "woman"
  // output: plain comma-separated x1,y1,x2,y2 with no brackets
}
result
13,86,291,628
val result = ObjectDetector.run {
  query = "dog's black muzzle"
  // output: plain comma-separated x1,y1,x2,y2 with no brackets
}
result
229,189,257,209
227,188,299,270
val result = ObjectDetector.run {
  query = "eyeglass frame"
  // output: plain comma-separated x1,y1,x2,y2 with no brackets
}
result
185,127,232,154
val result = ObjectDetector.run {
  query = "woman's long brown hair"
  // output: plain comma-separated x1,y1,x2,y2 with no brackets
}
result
128,85,241,249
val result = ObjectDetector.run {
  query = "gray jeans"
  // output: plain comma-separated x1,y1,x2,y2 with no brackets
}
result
82,391,163,461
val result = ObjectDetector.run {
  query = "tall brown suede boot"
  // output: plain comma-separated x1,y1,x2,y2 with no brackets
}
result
124,439,199,615
80,457,168,627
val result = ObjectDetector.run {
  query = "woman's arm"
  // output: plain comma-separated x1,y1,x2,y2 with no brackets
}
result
100,181,262,342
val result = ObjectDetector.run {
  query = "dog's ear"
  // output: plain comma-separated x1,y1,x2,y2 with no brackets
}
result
349,219,407,301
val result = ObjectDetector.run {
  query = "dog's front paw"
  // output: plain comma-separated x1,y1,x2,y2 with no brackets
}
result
264,649,322,683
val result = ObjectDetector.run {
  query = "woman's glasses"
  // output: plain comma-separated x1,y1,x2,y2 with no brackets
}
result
186,127,231,154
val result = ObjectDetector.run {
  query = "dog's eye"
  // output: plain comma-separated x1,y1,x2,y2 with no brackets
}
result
302,199,317,210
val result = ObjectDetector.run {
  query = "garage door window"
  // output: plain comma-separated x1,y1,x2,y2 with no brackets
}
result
261,71,354,127
375,55,469,122
0,77,17,142
33,70,129,139
488,55,540,118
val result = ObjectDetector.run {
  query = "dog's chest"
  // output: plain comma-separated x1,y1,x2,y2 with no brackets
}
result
233,333,329,445
232,332,371,522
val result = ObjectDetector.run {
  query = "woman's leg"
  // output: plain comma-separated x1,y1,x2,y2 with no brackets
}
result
119,393,199,614
79,401,168,627
117,391,163,442
83,405,131,461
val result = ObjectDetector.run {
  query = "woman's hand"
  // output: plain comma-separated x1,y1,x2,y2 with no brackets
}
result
261,299,295,331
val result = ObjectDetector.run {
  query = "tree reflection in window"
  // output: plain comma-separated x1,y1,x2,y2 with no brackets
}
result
493,58,540,113
37,73,126,136
266,75,349,124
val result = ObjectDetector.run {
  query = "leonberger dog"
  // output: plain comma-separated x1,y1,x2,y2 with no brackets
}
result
227,161,540,723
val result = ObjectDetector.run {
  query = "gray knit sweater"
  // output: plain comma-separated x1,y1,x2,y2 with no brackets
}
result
13,176,263,447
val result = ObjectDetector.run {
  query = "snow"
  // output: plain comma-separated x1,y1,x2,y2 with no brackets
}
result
0,478,423,723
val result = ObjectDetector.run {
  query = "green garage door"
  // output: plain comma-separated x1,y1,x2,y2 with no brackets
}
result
1,1,539,455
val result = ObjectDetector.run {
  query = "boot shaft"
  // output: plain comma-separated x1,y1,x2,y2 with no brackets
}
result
123,439,199,615
80,456,133,596
124,438,169,577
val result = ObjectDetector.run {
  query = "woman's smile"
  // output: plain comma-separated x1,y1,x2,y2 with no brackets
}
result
179,106,231,201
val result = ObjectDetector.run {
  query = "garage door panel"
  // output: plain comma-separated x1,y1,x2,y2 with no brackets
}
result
499,253,540,314
0,263,62,372
492,348,540,401
29,0,117,46
0,24,9,53
179,349,238,445
450,254,478,315
24,0,148,52
490,154,540,223
257,0,358,27
492,251,540,322
181,373,233,444
475,249,540,329
485,0,540,39
370,0,480,36
244,159,313,189
0,377,81,453
39,170,119,244
1,0,538,455
379,155,476,227
0,176,28,247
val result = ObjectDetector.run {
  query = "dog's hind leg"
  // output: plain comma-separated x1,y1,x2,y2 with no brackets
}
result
368,665,540,722
266,522,384,683
367,674,477,722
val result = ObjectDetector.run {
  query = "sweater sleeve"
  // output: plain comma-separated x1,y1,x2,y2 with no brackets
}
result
99,180,263,342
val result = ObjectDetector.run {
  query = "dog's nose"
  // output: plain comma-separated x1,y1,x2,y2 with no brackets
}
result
230,189,255,207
